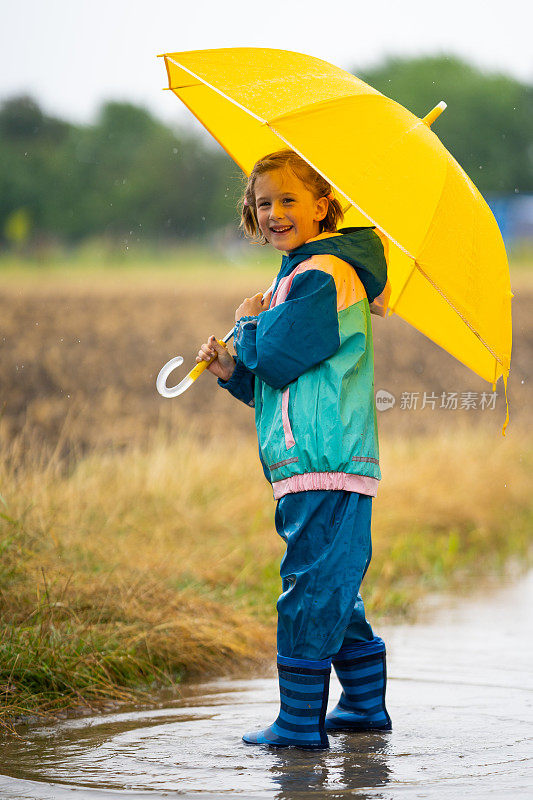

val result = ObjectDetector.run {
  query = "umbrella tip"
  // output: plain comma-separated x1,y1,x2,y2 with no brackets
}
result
422,101,447,127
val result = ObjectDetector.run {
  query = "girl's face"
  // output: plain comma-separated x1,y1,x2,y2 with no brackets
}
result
254,169,329,253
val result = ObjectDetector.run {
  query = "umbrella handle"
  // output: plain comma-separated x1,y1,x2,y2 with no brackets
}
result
156,334,232,399
157,282,275,399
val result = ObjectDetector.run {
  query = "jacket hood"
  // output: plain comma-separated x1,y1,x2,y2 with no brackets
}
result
279,227,388,303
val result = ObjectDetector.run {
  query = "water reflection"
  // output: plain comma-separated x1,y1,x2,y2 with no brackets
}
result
268,733,391,799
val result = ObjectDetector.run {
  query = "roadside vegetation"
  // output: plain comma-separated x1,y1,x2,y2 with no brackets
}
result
1,420,531,732
0,257,530,732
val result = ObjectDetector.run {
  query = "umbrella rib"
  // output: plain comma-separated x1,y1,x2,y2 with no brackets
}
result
164,57,267,125
390,259,418,314
414,261,504,371
265,91,383,127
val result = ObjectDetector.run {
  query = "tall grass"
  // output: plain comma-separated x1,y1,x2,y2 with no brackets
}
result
1,420,531,730
1,254,530,730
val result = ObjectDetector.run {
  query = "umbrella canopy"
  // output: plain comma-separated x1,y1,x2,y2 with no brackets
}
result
160,48,512,409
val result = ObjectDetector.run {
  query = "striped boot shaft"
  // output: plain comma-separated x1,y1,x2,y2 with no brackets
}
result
326,636,391,732
242,655,331,749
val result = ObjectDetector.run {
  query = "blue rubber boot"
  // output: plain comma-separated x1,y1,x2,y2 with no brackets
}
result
326,637,392,732
242,655,331,749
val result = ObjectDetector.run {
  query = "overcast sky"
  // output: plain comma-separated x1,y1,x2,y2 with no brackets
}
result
2,0,532,127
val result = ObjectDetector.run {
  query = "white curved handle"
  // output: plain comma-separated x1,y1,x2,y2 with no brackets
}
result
156,356,194,398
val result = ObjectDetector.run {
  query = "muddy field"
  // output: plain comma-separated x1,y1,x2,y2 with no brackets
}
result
0,268,531,457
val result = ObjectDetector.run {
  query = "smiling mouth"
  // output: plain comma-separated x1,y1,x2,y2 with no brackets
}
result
270,225,293,234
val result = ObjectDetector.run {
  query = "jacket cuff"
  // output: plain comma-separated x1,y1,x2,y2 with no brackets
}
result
234,316,258,347
217,357,248,391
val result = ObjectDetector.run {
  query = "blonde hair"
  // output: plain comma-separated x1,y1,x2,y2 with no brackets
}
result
240,149,344,245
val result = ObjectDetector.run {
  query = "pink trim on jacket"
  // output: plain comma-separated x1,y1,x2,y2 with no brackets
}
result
281,387,295,448
271,274,293,308
272,472,379,499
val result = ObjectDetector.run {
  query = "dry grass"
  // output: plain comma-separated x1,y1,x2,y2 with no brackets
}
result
1,418,531,730
0,252,531,729
0,423,277,731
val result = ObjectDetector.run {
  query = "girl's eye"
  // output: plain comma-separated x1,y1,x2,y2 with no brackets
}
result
283,198,295,203
258,201,270,208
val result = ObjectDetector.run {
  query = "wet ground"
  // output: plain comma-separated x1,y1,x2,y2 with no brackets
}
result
1,572,532,800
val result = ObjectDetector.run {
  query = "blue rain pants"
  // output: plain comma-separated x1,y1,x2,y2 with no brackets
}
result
275,490,375,661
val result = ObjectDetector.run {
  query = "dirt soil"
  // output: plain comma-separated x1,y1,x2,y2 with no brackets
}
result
1,276,530,457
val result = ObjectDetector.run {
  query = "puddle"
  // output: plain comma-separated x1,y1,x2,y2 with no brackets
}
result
1,572,532,799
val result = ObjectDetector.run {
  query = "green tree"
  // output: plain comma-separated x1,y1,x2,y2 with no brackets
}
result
0,97,238,244
0,97,73,239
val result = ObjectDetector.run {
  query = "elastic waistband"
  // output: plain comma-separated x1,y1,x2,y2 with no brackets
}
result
272,471,379,499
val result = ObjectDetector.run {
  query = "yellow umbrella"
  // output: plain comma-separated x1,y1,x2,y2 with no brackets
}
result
159,47,512,430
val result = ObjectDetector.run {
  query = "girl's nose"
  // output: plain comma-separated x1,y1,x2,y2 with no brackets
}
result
269,203,283,220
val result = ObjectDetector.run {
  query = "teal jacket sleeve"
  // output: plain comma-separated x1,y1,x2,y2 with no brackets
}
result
217,357,256,407
233,269,340,390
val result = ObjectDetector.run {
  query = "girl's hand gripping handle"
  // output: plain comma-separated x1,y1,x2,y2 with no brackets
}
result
195,335,235,382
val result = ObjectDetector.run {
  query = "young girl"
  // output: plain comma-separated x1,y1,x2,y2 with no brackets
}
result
196,149,391,750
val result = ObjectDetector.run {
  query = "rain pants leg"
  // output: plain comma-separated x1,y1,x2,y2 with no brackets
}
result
275,490,391,732
275,490,375,660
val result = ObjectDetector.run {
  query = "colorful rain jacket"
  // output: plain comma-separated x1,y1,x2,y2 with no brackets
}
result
218,228,388,499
